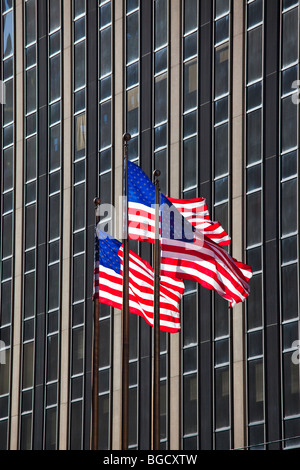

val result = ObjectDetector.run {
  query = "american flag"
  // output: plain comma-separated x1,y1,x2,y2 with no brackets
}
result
128,160,194,244
161,233,252,308
127,161,252,307
95,229,185,333
167,197,231,247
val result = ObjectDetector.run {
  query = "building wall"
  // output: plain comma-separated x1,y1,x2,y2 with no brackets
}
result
0,0,299,451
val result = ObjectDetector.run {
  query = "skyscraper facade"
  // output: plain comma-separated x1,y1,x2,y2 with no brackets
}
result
0,0,299,450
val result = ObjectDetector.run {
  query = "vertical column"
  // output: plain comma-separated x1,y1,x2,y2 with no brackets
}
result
245,0,265,450
181,0,200,451
124,0,141,450
139,0,152,451
264,0,280,450
98,0,114,451
85,0,98,449
59,0,72,450
10,0,23,450
34,0,47,449
112,0,123,451
20,0,38,450
199,0,213,451
279,0,299,450
213,0,232,450
169,0,181,451
231,0,246,450
69,0,87,450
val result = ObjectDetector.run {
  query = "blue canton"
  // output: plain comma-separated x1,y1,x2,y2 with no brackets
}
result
128,161,194,243
98,230,121,275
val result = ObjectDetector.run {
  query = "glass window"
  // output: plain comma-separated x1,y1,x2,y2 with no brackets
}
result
73,255,85,303
127,86,139,136
49,0,61,33
183,136,197,190
70,401,82,449
100,27,112,77
247,109,262,165
3,147,14,191
283,353,300,417
155,0,167,49
184,0,197,34
247,27,262,83
26,68,37,114
73,183,85,231
47,335,58,382
215,44,229,98
74,0,85,18
75,113,86,159
50,54,61,102
214,123,228,177
183,374,198,435
3,78,13,125
50,124,61,171
281,178,297,236
282,264,298,321
248,359,264,423
215,367,230,429
215,176,228,204
22,342,34,389
247,81,262,111
282,8,299,68
247,191,261,246
3,10,13,58
282,150,297,180
45,407,57,450
183,59,197,112
99,318,110,369
215,96,228,124
126,11,139,64
247,164,262,193
281,96,297,152
215,15,229,45
155,73,167,125
183,293,197,347
215,0,230,17
247,0,263,28
72,327,84,375
74,16,85,42
100,100,112,150
26,136,37,181
74,41,85,90
247,274,263,330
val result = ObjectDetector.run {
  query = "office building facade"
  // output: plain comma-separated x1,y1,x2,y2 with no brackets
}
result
0,0,299,450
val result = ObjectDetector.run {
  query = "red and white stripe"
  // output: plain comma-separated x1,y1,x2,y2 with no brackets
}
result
167,197,231,247
98,246,185,333
128,202,158,243
160,233,252,308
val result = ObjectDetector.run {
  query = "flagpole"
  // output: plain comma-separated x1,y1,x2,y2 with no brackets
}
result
152,169,161,451
92,197,101,450
122,132,131,450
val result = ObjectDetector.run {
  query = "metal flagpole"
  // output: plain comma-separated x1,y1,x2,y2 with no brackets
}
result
152,170,161,451
121,133,131,450
92,197,101,450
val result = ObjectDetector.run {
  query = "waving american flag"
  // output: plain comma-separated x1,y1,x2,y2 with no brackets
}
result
127,161,252,307
94,229,184,333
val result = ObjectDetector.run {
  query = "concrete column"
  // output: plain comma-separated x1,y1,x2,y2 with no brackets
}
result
169,0,181,451
231,0,246,450
10,0,23,450
112,0,124,450
59,0,72,450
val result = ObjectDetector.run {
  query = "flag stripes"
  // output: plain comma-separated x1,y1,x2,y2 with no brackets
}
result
167,197,231,246
95,230,185,333
161,235,252,308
